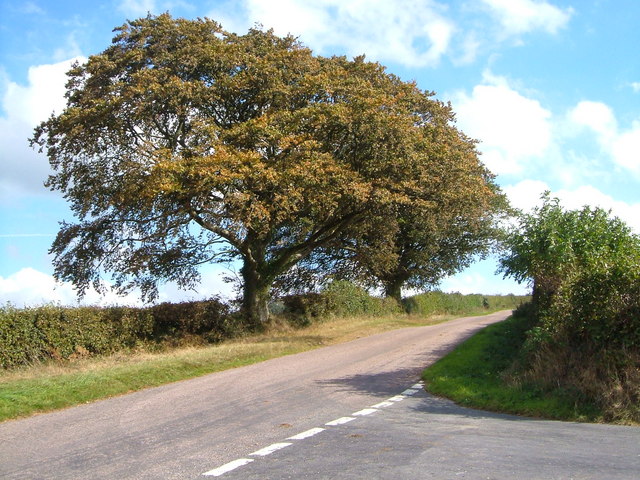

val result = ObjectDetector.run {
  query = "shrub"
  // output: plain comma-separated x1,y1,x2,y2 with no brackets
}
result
0,298,237,369
280,293,331,326
499,195,640,422
0,305,48,368
323,280,402,317
403,291,529,317
278,281,402,325
149,298,233,342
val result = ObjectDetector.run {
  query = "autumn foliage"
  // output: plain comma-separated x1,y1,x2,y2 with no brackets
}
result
32,14,505,324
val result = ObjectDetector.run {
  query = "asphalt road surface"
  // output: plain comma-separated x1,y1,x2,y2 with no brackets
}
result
1,310,638,479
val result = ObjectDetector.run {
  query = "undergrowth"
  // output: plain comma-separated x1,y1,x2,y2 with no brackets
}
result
423,310,604,423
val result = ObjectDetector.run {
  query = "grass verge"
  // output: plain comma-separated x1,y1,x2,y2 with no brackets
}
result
422,313,603,422
0,310,485,422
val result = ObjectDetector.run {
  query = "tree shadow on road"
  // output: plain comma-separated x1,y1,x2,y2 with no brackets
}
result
314,338,463,398
316,367,423,397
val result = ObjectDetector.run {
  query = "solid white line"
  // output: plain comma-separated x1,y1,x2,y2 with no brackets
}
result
352,408,379,416
371,400,394,408
388,395,405,402
250,442,292,457
412,383,424,389
288,427,325,440
325,416,356,426
203,458,254,476
402,388,419,396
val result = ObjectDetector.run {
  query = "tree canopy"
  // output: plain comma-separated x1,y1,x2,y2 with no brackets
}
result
32,14,505,323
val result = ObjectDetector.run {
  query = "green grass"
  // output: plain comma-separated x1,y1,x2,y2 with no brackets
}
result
0,341,304,421
422,313,602,422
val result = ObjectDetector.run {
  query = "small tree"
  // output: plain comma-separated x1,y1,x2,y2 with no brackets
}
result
33,14,497,324
499,196,640,423
499,193,640,319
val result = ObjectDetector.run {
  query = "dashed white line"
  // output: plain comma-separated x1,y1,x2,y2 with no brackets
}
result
203,458,254,477
325,416,356,426
371,400,395,408
352,408,379,416
201,382,424,477
387,395,406,402
287,427,325,440
250,442,293,457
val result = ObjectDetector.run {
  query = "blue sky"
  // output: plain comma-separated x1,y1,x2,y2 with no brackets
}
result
1,0,639,306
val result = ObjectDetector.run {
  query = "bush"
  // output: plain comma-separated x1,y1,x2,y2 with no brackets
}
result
323,281,402,317
0,305,48,368
499,196,640,422
0,298,237,369
540,266,640,351
280,293,331,326
402,291,528,316
149,298,235,343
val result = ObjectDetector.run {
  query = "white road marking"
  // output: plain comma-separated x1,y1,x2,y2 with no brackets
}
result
288,427,325,440
325,416,356,426
371,400,395,408
353,408,379,416
250,442,292,456
202,383,423,476
203,458,254,476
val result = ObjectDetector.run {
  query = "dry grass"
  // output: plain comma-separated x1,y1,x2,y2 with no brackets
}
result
520,344,640,425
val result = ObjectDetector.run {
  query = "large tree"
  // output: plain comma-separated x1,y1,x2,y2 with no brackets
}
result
33,14,500,324
276,123,507,301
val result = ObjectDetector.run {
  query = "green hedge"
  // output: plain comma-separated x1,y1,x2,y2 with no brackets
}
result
403,291,528,316
279,281,402,325
279,282,528,324
2,285,528,370
0,299,232,369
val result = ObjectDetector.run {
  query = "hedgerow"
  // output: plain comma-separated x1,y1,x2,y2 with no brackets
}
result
499,194,640,422
1,285,528,370
0,299,231,369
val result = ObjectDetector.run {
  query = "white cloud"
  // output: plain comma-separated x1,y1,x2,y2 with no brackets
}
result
210,0,455,68
610,123,640,173
2,59,77,125
454,32,481,66
21,1,45,15
0,57,84,199
480,0,573,36
451,73,552,175
568,100,640,175
0,268,137,307
0,265,236,308
630,82,640,93
568,100,617,138
502,179,550,212
503,180,640,233
440,258,530,295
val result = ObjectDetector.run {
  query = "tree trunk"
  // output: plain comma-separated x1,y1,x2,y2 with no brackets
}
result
241,260,270,326
384,277,405,304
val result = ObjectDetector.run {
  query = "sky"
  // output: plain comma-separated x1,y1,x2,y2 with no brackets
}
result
1,0,639,306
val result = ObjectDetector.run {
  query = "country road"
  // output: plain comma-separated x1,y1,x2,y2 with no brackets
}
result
1,310,638,479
